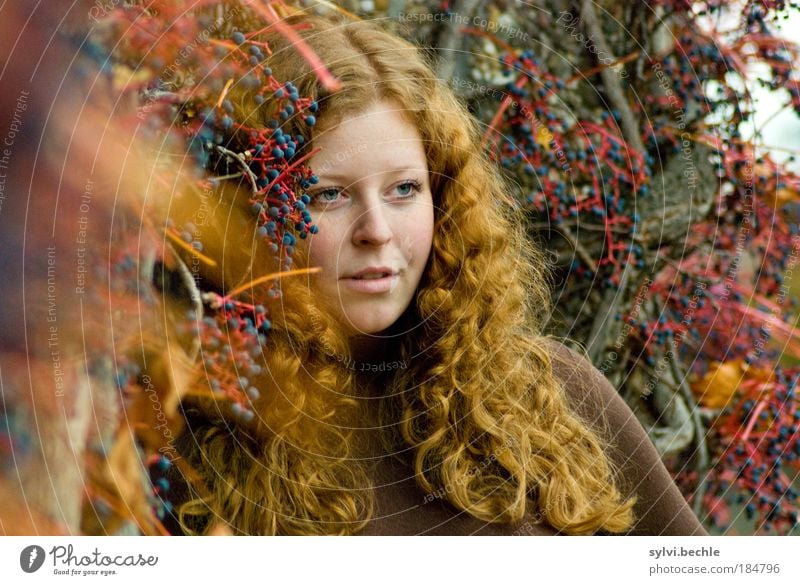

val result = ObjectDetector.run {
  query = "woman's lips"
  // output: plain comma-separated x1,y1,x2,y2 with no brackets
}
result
340,273,399,293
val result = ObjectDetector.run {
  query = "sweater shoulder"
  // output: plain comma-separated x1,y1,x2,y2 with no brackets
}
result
542,337,708,535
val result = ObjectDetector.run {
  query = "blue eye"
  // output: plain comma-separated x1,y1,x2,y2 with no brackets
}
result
395,180,421,197
310,180,422,206
310,188,343,205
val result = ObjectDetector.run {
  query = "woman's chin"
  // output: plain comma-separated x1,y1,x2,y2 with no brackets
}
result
339,310,401,338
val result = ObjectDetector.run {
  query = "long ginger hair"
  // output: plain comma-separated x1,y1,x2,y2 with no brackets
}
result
175,8,636,535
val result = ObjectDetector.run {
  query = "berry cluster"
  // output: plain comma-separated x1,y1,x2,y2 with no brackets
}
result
468,1,800,533
490,49,648,285
84,1,333,532
186,295,272,424
703,369,800,533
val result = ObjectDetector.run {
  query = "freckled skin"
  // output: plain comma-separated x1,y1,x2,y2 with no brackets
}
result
304,100,435,345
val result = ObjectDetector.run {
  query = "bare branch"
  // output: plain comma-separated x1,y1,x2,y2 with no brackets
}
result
579,0,645,154
435,0,482,80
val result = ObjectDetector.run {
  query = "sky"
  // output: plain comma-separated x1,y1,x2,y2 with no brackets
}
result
737,6,800,172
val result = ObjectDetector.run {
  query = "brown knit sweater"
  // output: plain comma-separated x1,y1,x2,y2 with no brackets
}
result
160,341,707,536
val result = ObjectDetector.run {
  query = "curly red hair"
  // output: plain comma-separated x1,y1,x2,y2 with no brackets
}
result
175,8,636,535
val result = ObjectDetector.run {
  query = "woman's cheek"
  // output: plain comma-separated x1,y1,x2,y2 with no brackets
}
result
405,203,434,263
306,226,338,276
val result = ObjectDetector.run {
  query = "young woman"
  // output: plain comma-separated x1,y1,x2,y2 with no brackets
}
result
163,10,707,536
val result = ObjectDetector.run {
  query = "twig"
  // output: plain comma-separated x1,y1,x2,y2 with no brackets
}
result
164,229,218,268
553,225,599,274
669,353,710,517
579,0,645,154
529,221,630,235
435,0,482,81
225,267,321,299
586,258,634,363
214,145,260,193
167,242,204,362
214,78,234,109
657,255,711,288
246,1,341,92
566,50,639,85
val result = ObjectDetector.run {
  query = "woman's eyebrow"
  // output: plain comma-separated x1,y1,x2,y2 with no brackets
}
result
316,167,428,182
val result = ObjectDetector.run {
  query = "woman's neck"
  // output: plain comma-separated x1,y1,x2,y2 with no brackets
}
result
348,333,391,364
347,309,411,364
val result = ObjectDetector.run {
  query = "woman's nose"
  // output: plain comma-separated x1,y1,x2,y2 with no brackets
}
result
351,202,393,246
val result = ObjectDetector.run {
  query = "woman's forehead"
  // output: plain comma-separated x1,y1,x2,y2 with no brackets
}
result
308,102,429,179
315,100,418,137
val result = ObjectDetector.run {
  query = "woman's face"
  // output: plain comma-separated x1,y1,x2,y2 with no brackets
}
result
304,99,435,342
